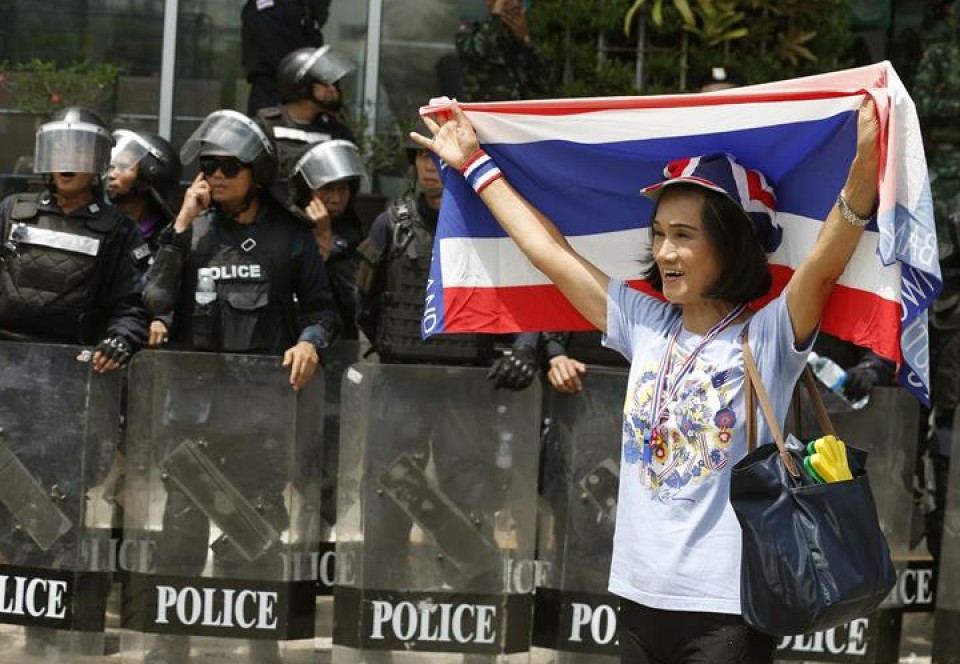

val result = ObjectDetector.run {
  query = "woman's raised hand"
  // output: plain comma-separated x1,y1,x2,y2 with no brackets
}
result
409,102,481,171
856,97,880,168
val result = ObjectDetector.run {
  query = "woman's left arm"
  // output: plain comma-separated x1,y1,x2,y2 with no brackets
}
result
786,98,881,346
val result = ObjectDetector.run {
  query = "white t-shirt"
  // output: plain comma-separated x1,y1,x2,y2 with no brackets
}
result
603,279,812,615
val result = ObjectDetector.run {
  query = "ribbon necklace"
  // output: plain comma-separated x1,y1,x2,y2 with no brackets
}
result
642,304,747,473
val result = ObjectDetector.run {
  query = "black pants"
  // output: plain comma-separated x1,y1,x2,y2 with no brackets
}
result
618,600,776,664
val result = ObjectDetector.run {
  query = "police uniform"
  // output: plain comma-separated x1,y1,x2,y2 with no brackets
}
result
241,0,330,115
147,194,339,355
0,190,149,347
254,104,356,223
454,12,549,102
355,193,511,589
141,194,339,664
358,193,494,364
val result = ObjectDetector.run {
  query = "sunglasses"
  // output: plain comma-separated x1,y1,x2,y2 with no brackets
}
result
198,156,248,178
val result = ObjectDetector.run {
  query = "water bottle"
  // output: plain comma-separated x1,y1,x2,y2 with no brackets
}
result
806,352,869,409
195,268,217,305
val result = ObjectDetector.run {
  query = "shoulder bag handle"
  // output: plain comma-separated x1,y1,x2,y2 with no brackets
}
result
741,329,836,479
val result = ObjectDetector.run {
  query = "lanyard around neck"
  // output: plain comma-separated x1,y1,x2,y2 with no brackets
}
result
643,304,747,464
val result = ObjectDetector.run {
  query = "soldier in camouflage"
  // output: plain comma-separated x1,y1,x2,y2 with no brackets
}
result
912,0,960,560
455,0,549,102
914,1,960,235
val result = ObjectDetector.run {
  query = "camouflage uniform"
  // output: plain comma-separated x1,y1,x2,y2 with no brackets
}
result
914,18,960,233
912,12,960,559
454,14,549,102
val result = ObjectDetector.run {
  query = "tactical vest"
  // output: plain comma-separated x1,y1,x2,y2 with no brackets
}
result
376,195,493,365
0,193,122,343
256,106,332,183
183,210,297,354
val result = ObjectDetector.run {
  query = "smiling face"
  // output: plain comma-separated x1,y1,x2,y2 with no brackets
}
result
651,187,724,306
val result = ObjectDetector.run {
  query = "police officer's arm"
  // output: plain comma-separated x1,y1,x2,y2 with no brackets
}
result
143,175,209,315
285,226,340,389
541,331,586,393
92,219,150,370
355,212,391,342
143,228,189,316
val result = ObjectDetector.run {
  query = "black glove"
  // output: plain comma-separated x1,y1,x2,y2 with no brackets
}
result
487,345,538,391
95,336,132,367
844,363,880,402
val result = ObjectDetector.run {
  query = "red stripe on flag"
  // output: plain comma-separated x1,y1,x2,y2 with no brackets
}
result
420,89,863,117
441,267,901,364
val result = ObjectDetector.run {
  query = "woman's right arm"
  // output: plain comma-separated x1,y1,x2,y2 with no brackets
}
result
413,103,610,332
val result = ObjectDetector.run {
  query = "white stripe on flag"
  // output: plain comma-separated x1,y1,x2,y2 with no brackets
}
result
439,228,650,288
439,215,899,303
468,96,863,145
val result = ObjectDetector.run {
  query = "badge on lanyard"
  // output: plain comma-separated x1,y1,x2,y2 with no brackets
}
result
642,305,746,484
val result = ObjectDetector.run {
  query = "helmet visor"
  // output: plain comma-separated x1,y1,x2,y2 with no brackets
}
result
34,121,113,174
180,110,273,165
293,140,364,189
299,45,356,86
110,130,151,171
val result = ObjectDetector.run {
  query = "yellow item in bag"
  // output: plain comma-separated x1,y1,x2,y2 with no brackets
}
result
805,435,853,483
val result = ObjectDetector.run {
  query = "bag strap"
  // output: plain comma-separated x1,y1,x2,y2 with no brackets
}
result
741,330,838,478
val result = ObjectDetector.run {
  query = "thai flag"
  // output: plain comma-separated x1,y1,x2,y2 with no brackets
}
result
421,62,940,405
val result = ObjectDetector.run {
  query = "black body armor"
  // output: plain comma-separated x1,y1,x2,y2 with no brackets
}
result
376,195,493,365
0,193,122,343
182,212,297,354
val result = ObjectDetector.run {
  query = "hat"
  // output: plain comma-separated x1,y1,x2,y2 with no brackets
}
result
641,153,781,253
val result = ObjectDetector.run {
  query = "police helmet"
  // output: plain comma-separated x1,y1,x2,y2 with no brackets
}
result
34,106,114,175
180,110,277,186
291,139,364,190
277,46,356,103
111,130,182,194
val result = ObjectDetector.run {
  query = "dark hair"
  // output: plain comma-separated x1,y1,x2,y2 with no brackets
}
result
643,183,771,304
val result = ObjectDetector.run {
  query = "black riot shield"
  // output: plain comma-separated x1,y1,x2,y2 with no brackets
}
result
0,341,121,659
333,363,541,662
119,350,324,663
933,405,960,663
531,368,627,663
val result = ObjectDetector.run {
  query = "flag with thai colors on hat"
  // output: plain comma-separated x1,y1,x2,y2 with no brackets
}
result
420,61,940,405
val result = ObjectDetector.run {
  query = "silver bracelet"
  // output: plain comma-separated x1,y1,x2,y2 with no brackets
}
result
837,189,872,228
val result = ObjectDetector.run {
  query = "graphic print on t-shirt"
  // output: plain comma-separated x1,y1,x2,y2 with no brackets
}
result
623,348,741,501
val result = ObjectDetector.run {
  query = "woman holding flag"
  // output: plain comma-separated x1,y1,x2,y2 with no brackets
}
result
411,98,880,663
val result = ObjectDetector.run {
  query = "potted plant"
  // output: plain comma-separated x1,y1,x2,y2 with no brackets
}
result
0,60,119,177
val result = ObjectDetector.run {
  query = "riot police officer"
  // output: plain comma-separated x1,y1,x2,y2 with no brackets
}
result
255,45,356,215
107,129,182,347
144,109,340,378
241,0,331,115
141,109,339,664
289,139,364,340
0,106,149,371
106,129,181,249
353,129,537,599
0,106,148,656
